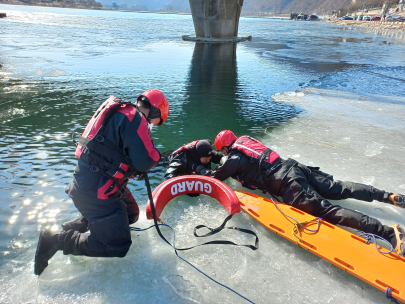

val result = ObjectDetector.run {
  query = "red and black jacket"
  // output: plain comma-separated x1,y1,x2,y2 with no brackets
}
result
198,136,281,190
164,140,222,180
69,96,160,200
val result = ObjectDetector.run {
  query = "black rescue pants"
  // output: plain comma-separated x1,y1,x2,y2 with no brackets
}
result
264,160,396,246
60,184,139,257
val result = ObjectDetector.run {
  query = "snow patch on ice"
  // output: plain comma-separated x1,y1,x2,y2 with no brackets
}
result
364,142,384,157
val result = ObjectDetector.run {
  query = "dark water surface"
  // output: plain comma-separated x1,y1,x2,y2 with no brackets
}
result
1,5,405,302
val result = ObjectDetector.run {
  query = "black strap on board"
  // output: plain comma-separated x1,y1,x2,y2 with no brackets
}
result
143,172,259,251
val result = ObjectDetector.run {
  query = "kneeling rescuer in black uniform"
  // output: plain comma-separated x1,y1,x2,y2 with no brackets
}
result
34,89,169,275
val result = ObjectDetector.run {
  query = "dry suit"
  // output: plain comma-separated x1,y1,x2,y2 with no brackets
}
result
199,151,397,247
61,97,160,258
164,140,222,180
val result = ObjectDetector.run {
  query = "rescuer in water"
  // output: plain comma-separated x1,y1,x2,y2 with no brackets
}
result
195,130,405,257
34,89,169,275
164,139,222,180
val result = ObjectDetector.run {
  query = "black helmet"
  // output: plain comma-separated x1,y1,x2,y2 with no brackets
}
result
196,140,213,158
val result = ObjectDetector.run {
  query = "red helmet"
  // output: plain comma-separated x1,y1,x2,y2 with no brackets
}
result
214,130,236,151
137,89,169,126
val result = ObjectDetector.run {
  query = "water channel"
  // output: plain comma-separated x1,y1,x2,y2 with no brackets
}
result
1,4,405,303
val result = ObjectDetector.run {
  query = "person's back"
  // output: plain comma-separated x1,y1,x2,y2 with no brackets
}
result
69,97,159,200
197,133,280,191
208,149,266,190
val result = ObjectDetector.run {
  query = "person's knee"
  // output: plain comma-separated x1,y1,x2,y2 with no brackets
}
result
88,206,132,255
103,228,132,257
106,241,132,257
282,180,335,216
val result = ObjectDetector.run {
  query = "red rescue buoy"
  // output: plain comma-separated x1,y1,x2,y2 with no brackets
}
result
146,175,241,221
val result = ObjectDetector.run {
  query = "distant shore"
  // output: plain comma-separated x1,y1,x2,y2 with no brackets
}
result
328,8,405,31
0,3,290,18
330,19,405,31
2,2,405,32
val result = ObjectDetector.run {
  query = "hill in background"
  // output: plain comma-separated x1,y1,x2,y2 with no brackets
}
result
101,0,398,16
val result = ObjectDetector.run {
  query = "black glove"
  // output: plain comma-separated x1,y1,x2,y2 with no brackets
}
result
187,193,200,198
195,165,209,175
187,162,199,171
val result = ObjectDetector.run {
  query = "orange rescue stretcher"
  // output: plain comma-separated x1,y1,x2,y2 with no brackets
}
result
235,190,405,303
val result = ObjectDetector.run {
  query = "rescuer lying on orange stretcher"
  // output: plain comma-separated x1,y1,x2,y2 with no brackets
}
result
194,130,405,257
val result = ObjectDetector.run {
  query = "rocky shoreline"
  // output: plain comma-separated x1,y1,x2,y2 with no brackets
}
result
330,19,405,31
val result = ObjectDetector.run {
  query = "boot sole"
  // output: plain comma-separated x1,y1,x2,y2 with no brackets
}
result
34,230,59,275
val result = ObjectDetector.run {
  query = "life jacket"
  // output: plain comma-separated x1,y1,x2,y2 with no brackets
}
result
168,140,200,165
230,136,280,189
173,140,199,154
74,96,138,194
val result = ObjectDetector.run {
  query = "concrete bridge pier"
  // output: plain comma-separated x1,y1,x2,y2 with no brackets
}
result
184,0,251,42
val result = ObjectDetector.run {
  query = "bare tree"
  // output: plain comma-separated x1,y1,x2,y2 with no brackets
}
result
381,1,391,18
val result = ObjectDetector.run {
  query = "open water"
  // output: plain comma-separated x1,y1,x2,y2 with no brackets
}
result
0,4,405,304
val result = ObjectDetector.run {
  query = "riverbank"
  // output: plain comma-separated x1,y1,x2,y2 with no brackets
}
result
331,19,405,31
328,8,405,31
241,12,290,19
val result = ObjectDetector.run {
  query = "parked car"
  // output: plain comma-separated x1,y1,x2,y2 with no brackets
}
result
363,16,371,21
370,16,381,21
340,16,354,20
393,15,405,22
385,15,393,21
357,15,364,20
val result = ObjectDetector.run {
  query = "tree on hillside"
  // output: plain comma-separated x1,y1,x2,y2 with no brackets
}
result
337,0,397,16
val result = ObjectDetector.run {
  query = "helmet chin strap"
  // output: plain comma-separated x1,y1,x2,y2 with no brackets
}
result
147,121,154,132
136,103,152,122
136,102,160,129
143,112,153,132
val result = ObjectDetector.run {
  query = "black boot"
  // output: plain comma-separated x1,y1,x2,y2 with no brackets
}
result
382,192,394,204
62,216,88,233
34,229,61,275
390,194,405,208
383,192,405,208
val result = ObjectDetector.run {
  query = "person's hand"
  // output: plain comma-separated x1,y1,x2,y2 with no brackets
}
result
187,193,200,198
195,165,206,174
187,162,199,171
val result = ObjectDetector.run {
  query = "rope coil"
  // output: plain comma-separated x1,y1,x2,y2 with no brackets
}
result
269,196,395,256
268,197,322,245
356,231,394,254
